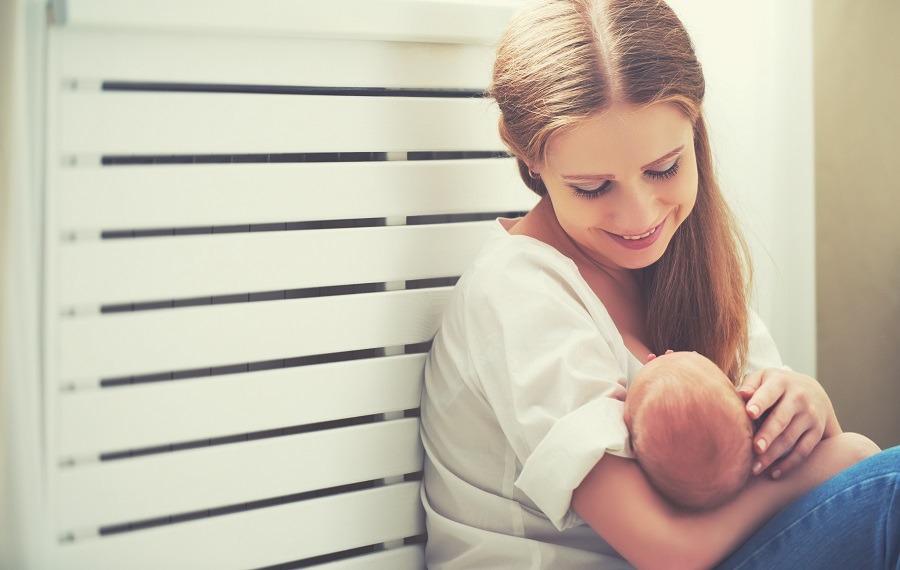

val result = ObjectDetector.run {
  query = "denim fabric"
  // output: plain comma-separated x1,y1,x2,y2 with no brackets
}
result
718,446,899,570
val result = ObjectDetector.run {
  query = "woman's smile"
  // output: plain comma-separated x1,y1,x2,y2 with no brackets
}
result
600,214,668,250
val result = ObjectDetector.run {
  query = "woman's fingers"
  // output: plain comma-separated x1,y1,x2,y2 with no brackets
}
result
766,430,821,479
752,400,792,456
743,370,784,422
737,370,764,403
742,368,832,476
753,415,811,475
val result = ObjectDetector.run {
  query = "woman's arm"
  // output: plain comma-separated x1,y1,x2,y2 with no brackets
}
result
572,432,879,570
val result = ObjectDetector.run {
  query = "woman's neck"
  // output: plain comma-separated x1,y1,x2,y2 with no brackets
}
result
512,196,638,288
509,196,651,360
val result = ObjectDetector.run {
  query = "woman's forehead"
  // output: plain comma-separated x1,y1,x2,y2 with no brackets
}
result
544,103,693,173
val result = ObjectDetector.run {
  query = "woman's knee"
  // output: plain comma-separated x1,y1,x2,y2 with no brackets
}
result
832,432,881,463
822,439,899,488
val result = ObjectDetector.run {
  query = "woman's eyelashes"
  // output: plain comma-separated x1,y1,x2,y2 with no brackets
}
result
570,159,681,199
646,158,680,180
572,180,613,199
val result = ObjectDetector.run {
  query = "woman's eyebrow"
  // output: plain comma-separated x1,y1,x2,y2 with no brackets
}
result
561,172,616,181
561,145,686,180
641,145,685,170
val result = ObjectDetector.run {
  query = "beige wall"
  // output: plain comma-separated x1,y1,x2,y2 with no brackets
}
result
814,0,900,448
0,0,16,560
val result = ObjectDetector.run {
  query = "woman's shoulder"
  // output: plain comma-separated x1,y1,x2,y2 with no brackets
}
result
451,219,624,337
459,218,583,298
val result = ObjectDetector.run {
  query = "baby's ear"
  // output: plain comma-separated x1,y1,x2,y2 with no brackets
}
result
645,353,658,363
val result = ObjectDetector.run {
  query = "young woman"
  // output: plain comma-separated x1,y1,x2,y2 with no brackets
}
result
420,0,899,568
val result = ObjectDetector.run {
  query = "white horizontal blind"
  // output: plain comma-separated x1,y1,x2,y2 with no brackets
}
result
44,1,533,568
59,0,521,44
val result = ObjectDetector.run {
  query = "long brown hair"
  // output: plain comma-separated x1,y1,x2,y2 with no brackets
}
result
491,0,751,382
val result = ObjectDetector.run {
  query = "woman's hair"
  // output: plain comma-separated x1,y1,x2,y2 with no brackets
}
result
491,0,750,382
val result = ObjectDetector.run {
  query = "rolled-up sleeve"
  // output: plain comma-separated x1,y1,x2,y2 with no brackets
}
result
516,397,630,530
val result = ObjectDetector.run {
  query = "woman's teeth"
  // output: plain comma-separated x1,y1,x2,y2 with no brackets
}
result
620,226,657,240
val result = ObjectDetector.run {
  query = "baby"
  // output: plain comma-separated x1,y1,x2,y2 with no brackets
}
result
623,351,754,511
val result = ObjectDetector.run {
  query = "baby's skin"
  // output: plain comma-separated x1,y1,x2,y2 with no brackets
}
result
623,351,754,510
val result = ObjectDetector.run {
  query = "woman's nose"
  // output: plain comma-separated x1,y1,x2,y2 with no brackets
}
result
609,181,658,232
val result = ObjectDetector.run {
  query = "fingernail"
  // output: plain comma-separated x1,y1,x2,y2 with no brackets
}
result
772,469,782,480
756,438,767,452
748,404,760,418
752,461,762,474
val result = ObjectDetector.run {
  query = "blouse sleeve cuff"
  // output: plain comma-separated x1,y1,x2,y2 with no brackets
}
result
513,397,631,531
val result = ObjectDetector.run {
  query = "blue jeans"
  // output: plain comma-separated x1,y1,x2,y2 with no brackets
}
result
717,446,899,570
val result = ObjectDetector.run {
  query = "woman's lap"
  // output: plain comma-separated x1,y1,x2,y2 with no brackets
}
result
717,446,899,570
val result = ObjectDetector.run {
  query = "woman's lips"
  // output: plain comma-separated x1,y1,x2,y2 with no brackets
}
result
603,217,667,250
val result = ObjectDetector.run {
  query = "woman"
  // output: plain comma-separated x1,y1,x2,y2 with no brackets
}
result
420,0,899,568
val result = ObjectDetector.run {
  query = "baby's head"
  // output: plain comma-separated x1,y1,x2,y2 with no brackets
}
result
624,351,753,511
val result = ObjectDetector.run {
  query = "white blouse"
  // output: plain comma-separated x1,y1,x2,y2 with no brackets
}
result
420,218,785,569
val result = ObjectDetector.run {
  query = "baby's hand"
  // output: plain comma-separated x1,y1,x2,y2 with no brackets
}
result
644,349,674,363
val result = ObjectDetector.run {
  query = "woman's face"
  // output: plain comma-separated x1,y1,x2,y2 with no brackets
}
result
534,103,699,272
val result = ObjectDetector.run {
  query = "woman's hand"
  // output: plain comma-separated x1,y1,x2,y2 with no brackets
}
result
737,369,842,479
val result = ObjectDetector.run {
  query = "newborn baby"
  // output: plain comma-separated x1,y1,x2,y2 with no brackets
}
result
623,351,754,511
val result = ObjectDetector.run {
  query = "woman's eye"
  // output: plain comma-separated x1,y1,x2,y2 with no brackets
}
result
645,159,680,180
572,180,612,199
569,158,680,199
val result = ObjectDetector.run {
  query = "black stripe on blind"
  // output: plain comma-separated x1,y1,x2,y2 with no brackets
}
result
102,81,487,99
98,277,461,316
253,536,425,570
101,218,385,239
99,340,433,388
253,543,381,570
98,478,380,536
98,413,382,462
97,478,425,546
100,211,525,239
100,150,509,166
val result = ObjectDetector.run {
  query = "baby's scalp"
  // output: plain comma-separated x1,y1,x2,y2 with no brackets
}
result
626,351,755,510
626,351,737,416
643,351,734,388
629,350,751,441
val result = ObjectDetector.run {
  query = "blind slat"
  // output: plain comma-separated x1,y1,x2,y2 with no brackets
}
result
61,92,502,155
59,418,422,531
62,30,495,90
58,159,532,231
55,482,424,570
61,223,492,306
62,0,517,44
59,289,449,381
60,354,425,456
